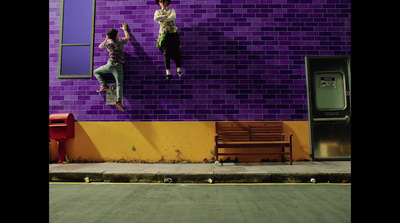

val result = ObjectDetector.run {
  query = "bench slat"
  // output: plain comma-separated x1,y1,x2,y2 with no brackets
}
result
217,141,290,148
218,152,290,156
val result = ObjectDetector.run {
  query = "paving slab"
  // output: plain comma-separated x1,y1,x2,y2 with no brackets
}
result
49,161,351,183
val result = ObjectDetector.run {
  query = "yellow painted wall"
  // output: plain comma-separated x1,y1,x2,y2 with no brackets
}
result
49,121,310,163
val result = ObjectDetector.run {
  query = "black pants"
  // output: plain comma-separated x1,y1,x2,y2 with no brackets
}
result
160,33,181,69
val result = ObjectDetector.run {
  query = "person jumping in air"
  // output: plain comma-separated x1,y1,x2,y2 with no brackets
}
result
94,23,130,112
154,0,183,83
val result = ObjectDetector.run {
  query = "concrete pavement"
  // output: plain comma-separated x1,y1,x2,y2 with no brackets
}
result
49,161,351,183
50,183,351,223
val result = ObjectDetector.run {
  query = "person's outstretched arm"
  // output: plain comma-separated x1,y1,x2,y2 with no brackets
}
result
120,23,130,40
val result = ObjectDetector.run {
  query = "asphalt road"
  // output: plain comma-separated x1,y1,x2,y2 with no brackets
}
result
50,183,350,223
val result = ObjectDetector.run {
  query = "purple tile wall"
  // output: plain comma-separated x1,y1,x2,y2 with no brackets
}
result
49,0,351,121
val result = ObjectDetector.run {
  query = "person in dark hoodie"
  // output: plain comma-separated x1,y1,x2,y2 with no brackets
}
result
94,23,130,112
154,0,183,82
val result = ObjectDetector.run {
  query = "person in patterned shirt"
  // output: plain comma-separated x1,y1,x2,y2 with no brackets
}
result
94,23,130,112
154,0,183,82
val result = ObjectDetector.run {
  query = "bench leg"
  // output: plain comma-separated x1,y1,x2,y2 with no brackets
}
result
289,135,293,165
215,145,218,162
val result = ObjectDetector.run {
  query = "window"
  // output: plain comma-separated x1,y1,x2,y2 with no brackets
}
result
58,0,96,78
314,72,347,111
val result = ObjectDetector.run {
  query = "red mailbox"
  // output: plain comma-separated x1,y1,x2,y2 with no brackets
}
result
49,113,75,139
49,113,75,163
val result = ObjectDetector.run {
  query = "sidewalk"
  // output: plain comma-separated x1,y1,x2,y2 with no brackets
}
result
49,161,350,183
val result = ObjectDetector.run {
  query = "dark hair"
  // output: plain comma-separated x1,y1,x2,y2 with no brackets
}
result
107,29,118,40
155,0,170,6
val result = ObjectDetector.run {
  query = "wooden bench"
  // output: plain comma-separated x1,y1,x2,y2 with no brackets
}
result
214,121,293,165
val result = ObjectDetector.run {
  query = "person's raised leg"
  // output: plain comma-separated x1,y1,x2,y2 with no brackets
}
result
94,62,111,91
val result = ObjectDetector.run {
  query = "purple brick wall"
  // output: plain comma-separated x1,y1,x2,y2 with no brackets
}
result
49,0,351,121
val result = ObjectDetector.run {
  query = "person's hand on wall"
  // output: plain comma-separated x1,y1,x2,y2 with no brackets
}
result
120,22,128,31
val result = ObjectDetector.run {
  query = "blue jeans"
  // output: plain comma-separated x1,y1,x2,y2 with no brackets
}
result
94,61,124,102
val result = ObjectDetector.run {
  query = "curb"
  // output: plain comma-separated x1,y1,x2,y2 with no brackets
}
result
49,172,103,182
49,172,351,183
